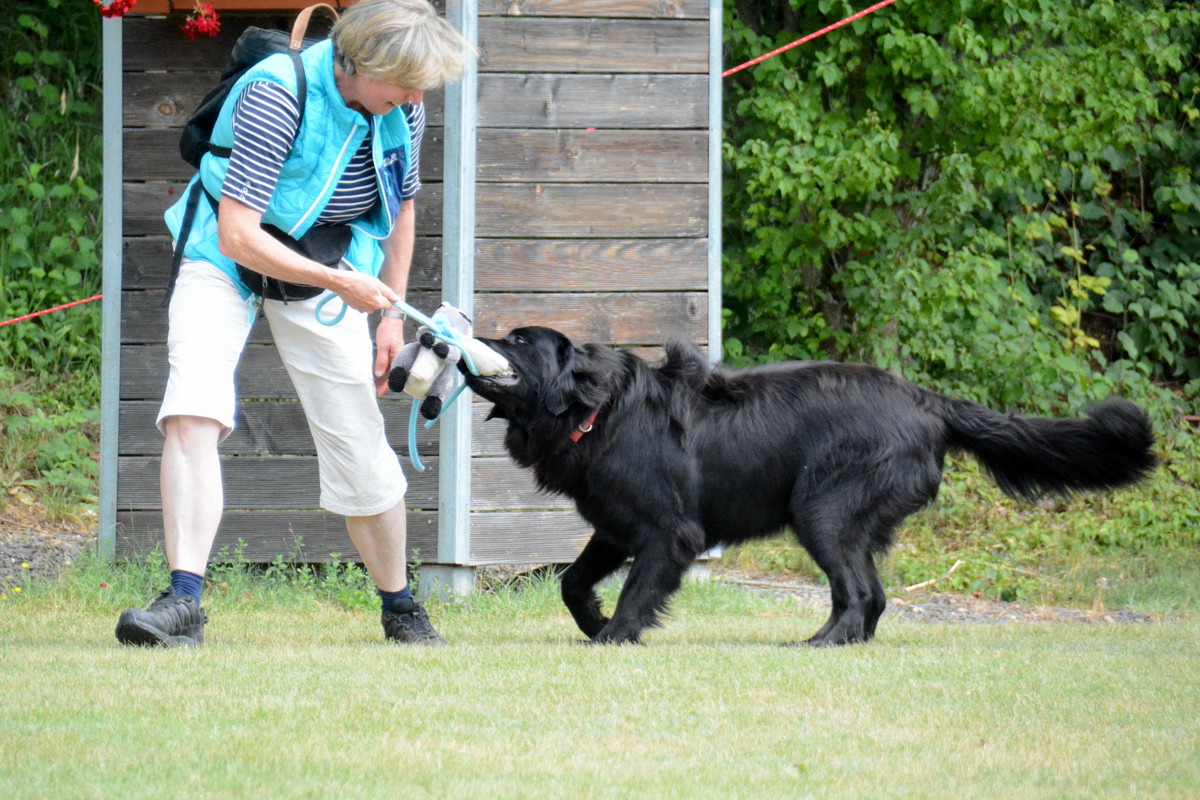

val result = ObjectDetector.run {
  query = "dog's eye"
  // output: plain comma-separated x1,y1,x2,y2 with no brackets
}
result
511,333,529,345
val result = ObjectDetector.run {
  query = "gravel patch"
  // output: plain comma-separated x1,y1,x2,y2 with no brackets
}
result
0,503,95,591
713,567,1159,625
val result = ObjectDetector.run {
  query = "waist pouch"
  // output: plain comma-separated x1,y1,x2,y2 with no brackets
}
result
236,223,352,302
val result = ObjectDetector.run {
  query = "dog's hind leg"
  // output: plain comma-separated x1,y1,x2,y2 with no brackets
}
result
561,534,630,639
856,548,887,639
790,496,885,646
592,521,705,645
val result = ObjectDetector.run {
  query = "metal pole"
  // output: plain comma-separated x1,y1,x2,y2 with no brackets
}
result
708,0,723,362
98,15,123,560
435,0,478,579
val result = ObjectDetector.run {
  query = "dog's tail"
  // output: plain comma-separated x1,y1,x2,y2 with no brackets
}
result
937,395,1156,501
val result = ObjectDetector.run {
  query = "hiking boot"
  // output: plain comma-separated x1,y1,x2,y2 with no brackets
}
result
382,597,446,645
115,588,207,647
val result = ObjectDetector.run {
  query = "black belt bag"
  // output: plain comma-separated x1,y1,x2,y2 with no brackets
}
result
236,223,353,302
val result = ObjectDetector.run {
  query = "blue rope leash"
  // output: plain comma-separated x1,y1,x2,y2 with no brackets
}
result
314,293,482,470
408,399,426,471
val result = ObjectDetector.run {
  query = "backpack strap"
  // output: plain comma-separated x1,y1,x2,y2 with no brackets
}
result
206,52,306,161
164,179,206,307
290,3,340,50
205,2,338,160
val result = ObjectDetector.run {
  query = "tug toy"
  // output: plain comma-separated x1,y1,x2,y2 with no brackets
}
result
388,302,509,421
314,294,511,471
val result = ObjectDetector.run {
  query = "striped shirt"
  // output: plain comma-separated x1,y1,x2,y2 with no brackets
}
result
222,81,424,223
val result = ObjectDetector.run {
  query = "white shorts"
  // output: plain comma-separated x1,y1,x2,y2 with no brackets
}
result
157,258,407,516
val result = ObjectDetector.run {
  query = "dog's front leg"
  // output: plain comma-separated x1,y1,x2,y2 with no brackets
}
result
561,533,629,639
592,521,704,645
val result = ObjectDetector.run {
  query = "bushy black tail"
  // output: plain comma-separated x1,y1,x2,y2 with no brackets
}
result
939,396,1156,502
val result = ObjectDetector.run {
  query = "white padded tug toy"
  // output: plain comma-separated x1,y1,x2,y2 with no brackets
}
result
387,302,511,420
379,300,512,471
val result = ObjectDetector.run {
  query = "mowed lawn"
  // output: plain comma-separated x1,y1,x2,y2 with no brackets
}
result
2,578,1197,799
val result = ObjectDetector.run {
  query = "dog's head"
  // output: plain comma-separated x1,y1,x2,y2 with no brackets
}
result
463,326,617,424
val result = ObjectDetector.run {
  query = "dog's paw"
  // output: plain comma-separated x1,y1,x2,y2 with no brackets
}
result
576,615,610,640
590,624,642,646
801,629,870,647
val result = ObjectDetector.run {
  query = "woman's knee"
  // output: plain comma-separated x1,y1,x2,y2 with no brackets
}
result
163,414,226,450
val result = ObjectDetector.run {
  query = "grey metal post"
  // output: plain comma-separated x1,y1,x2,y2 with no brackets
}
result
98,16,123,560
423,0,478,597
697,0,725,570
708,0,723,363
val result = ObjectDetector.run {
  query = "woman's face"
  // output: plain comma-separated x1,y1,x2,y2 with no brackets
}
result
340,71,424,116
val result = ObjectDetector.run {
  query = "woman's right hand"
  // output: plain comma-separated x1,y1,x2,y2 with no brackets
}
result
330,269,401,314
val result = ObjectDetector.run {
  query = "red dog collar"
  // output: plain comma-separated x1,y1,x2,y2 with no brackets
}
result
569,409,601,443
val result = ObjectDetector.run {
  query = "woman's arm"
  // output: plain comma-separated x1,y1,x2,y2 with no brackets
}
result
372,198,416,395
217,195,400,315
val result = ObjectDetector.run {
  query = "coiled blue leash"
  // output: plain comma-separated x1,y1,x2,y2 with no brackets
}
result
315,293,482,471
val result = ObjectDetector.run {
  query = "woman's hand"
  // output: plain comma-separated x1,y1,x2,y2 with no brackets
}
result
329,269,401,314
374,315,405,397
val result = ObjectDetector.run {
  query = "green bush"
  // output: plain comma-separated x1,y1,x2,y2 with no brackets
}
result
0,1,103,385
0,366,99,520
0,2,103,518
723,0,1200,419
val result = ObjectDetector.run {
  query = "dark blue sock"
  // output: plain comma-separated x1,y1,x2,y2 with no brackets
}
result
170,569,204,602
378,584,413,613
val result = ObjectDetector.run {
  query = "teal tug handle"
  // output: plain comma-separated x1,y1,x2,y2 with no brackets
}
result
408,399,425,472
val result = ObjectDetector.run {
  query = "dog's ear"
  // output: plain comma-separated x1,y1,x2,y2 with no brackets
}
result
541,337,580,416
541,339,618,416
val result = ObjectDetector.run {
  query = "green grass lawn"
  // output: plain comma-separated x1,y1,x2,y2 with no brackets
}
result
2,575,1197,799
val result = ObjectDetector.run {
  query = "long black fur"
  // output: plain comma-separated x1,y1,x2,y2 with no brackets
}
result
464,327,1157,646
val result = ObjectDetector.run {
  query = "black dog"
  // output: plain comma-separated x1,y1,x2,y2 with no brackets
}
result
464,327,1156,646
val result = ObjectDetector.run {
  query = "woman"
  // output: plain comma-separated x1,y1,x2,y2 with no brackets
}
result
116,0,470,647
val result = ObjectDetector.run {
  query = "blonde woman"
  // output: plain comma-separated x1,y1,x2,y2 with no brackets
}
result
117,0,472,647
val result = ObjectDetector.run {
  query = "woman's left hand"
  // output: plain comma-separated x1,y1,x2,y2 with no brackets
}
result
374,315,405,397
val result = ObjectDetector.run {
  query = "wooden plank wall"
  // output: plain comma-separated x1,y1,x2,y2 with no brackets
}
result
465,0,711,565
116,1,712,566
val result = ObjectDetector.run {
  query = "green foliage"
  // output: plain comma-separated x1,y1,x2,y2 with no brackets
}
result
0,367,99,520
723,0,1200,417
0,1,103,380
202,539,389,611
31,540,395,612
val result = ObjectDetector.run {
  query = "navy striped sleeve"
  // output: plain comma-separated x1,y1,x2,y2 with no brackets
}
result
401,102,425,201
223,81,300,213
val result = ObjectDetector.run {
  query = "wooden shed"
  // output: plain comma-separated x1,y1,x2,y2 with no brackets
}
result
98,0,722,591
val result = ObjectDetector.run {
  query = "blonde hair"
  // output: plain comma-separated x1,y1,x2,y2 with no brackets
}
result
332,0,473,90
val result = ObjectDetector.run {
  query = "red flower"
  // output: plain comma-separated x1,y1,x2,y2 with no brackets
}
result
181,2,221,39
93,0,137,18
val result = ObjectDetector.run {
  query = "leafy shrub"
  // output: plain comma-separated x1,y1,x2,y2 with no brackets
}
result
0,367,99,519
723,0,1199,419
0,1,103,384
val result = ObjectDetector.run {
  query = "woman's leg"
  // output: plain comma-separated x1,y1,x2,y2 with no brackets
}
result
263,294,409,587
344,499,409,592
156,259,257,575
264,295,442,643
160,415,226,574
118,260,254,647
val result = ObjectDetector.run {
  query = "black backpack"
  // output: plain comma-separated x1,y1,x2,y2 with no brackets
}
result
167,4,339,304
179,3,339,167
